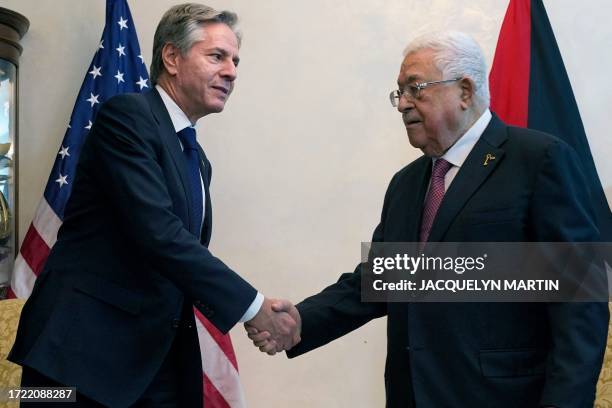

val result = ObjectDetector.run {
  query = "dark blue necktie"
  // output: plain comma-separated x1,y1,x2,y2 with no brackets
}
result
177,127,203,237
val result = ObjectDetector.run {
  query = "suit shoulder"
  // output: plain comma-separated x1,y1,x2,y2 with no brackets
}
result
501,125,582,168
505,125,569,154
100,92,151,117
94,92,157,133
86,92,162,152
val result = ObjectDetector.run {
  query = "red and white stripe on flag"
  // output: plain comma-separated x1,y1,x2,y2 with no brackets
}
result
9,198,59,299
196,309,246,408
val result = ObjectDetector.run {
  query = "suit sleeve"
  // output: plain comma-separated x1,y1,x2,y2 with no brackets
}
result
530,140,609,407
286,175,399,358
85,95,257,333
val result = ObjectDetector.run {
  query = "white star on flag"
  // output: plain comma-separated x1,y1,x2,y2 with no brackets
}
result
86,93,100,107
58,146,70,159
98,40,104,49
118,16,128,30
89,65,102,79
138,54,145,64
136,76,148,90
85,120,92,130
114,70,125,84
116,44,126,57
55,174,68,188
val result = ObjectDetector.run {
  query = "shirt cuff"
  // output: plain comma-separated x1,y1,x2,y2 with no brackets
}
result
239,292,264,322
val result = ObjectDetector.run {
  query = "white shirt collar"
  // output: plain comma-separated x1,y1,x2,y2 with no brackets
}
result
439,108,492,168
155,84,194,133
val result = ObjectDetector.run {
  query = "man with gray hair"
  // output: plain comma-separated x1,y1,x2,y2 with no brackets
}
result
10,3,300,407
249,31,608,407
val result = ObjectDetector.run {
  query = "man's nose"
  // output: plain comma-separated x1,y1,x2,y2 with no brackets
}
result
397,96,415,113
221,59,237,82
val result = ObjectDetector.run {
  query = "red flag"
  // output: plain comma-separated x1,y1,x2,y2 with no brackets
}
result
489,0,530,127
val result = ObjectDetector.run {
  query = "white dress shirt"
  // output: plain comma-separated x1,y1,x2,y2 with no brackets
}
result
432,109,493,191
156,85,263,322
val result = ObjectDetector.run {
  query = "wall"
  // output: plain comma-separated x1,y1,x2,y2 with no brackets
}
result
2,0,611,406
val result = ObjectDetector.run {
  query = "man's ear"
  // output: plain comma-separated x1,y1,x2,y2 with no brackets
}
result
459,77,476,110
161,43,181,76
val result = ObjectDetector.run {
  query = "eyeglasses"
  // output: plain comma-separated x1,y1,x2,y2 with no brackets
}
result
389,78,462,107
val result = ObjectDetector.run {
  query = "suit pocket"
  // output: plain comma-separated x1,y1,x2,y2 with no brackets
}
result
73,275,142,315
479,348,546,378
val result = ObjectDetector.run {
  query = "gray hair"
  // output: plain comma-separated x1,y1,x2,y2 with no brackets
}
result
403,31,490,106
150,3,241,84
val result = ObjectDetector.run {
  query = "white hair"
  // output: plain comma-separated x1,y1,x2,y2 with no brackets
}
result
403,31,490,106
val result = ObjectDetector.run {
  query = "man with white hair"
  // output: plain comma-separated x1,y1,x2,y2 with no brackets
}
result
248,31,608,407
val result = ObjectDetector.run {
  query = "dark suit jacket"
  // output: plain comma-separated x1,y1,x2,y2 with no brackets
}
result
288,116,609,407
9,89,257,407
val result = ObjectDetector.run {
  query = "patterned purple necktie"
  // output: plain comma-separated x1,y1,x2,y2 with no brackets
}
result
419,158,453,245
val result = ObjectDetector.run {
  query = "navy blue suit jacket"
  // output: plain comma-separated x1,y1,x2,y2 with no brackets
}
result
9,89,257,406
287,116,608,407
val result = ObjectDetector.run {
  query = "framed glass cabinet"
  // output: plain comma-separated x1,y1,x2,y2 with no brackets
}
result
0,7,29,294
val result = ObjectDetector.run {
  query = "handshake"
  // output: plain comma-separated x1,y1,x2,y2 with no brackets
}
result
244,298,301,355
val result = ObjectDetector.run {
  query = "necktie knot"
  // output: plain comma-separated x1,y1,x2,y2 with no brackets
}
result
177,127,198,150
432,158,452,179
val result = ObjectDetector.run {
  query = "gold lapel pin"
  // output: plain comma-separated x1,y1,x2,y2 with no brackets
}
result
483,153,496,166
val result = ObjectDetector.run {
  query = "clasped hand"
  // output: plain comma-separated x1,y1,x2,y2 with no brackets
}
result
244,298,301,355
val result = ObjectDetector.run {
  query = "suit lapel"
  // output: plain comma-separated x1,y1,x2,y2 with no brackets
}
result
197,146,213,246
404,157,432,242
145,89,195,232
427,115,508,243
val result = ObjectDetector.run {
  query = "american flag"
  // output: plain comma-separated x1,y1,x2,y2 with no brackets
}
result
9,1,245,406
